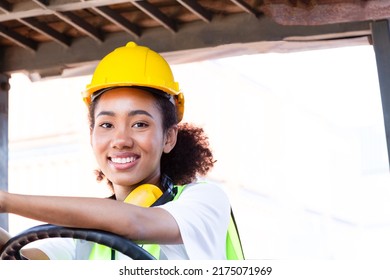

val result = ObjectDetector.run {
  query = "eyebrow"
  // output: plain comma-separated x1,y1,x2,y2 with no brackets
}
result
96,110,154,119
128,110,154,119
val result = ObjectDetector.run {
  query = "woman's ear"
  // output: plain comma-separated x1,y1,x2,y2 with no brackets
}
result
163,125,178,153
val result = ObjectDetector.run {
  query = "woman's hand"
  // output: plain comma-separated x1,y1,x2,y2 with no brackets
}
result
0,191,11,256
0,227,11,250
0,190,5,213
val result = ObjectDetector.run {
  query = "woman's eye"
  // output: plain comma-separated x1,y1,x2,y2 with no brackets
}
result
133,122,148,128
99,123,113,129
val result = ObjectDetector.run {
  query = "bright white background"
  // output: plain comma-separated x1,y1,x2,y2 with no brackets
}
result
7,44,390,260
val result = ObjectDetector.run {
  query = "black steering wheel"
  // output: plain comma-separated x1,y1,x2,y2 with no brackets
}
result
0,224,155,260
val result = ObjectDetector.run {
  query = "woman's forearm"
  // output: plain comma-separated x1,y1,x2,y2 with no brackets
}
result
0,191,129,233
0,191,181,243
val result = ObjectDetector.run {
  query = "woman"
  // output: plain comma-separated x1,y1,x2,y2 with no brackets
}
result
0,42,236,260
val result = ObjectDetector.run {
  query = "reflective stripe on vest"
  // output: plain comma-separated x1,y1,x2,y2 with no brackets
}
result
89,185,244,260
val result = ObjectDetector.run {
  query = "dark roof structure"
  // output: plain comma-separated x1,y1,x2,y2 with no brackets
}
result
0,0,389,77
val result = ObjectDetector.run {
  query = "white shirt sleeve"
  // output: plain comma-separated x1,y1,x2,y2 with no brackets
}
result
158,181,231,260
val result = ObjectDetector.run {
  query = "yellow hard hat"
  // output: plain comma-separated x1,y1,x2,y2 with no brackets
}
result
82,41,184,122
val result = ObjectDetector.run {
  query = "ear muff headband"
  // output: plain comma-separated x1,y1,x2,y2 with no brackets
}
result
152,174,177,206
124,174,177,207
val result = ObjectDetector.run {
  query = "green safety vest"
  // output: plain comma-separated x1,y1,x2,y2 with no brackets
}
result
89,185,244,260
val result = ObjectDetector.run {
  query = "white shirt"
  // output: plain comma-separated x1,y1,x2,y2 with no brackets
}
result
33,181,231,260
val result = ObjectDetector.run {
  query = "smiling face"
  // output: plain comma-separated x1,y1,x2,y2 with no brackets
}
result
90,87,177,192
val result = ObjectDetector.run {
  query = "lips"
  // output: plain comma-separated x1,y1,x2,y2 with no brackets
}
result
108,154,140,170
110,156,137,164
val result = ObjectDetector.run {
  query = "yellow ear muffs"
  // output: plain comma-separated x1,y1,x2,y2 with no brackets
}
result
124,184,163,207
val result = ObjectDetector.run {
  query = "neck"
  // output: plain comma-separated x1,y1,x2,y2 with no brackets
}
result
112,174,162,201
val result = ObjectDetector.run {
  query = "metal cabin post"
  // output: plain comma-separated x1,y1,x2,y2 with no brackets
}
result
0,73,9,230
371,20,390,169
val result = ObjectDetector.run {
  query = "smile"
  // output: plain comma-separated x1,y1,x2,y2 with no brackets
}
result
110,156,137,164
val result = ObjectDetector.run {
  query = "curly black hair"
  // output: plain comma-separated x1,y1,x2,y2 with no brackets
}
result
162,122,215,185
88,87,216,189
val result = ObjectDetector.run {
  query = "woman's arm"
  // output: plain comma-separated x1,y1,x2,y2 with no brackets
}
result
0,191,182,245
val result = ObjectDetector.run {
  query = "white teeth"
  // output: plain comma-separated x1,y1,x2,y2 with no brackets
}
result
111,157,136,164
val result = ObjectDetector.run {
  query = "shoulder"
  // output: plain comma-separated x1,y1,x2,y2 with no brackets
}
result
164,179,230,213
178,180,227,195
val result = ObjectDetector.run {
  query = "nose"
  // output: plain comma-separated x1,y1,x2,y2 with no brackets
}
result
111,126,133,149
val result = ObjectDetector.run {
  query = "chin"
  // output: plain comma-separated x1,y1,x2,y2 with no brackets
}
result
111,177,139,187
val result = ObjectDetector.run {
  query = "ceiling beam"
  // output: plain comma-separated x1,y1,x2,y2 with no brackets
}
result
20,17,72,47
0,0,163,22
0,24,37,52
59,11,104,43
32,0,104,43
93,6,141,38
0,1,38,51
177,0,213,23
132,0,177,33
0,1,71,48
0,0,125,21
230,0,262,17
